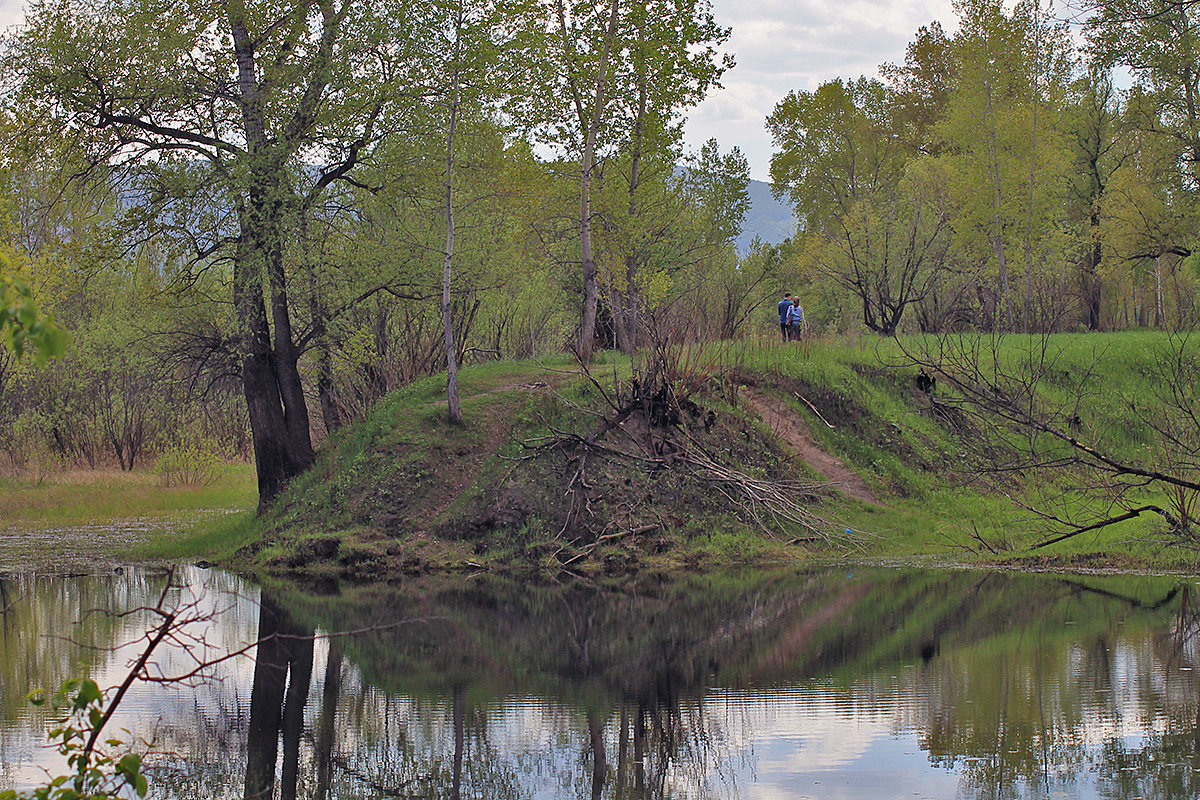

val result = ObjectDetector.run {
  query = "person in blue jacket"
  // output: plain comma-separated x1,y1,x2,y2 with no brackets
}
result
787,297,806,340
777,292,792,340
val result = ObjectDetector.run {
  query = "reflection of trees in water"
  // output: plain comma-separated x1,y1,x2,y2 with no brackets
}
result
0,568,257,791
154,569,1200,800
15,566,1200,799
914,578,1200,800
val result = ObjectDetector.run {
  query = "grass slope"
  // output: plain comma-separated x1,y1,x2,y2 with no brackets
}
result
175,331,1199,577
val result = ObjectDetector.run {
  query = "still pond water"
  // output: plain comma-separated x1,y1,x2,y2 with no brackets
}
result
2,563,1200,799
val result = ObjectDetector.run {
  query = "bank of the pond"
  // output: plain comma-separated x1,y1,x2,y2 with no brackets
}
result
177,332,1198,581
0,465,257,572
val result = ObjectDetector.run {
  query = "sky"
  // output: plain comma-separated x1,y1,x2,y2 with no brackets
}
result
0,0,962,182
682,0,958,180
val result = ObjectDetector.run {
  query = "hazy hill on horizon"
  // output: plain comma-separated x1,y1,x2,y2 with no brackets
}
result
737,179,794,253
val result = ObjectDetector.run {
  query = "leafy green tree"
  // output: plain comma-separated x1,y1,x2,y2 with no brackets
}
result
1064,66,1121,330
8,0,431,509
882,21,958,156
1099,91,1199,328
935,0,1074,332
0,269,68,365
769,78,949,335
1087,0,1200,185
769,78,907,232
519,0,731,360
428,0,536,423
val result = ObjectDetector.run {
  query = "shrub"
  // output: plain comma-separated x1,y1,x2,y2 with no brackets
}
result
155,441,226,487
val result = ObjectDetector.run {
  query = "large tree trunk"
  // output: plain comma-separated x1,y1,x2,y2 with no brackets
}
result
279,629,315,800
576,0,621,362
236,206,314,512
230,13,315,512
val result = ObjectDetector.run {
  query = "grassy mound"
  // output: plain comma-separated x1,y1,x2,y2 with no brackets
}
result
236,355,829,578
212,332,1200,579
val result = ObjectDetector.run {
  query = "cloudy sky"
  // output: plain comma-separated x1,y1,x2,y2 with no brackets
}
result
0,0,962,181
682,0,958,179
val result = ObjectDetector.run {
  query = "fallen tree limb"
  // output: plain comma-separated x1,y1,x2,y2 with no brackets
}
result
1033,504,1180,549
795,392,835,429
559,524,660,567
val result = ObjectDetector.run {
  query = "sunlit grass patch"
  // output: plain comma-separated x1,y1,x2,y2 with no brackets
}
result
0,462,257,528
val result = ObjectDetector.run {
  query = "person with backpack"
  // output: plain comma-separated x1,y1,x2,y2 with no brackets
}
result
786,297,806,341
777,292,792,340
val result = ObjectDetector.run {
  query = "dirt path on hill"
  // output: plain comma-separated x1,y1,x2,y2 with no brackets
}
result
420,380,551,525
742,388,880,505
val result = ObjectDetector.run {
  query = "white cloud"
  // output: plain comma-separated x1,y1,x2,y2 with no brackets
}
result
0,1,22,29
683,0,958,179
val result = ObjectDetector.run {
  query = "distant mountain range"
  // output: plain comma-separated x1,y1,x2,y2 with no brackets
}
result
737,179,795,254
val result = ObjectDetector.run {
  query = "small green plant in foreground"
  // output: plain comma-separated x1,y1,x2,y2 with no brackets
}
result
2,679,148,800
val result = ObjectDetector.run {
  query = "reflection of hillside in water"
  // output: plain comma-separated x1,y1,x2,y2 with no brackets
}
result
4,567,1200,798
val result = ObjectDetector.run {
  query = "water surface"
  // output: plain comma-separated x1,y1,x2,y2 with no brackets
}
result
2,563,1199,799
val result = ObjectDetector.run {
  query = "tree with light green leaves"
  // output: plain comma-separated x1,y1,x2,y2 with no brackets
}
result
7,0,443,510
429,0,540,423
1098,90,1200,328
769,78,950,335
517,0,731,360
1087,0,1200,186
0,270,68,365
935,0,1074,332
1063,66,1121,330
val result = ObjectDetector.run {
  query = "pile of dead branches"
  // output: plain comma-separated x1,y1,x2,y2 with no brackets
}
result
516,358,865,562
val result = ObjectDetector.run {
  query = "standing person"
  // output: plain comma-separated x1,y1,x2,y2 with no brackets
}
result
777,292,792,341
787,297,806,341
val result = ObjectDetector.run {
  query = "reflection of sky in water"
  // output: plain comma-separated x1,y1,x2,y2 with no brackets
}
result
1,567,261,788
3,568,1200,799
711,688,962,799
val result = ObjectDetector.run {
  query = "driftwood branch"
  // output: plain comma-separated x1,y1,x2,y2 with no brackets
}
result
795,392,835,429
1033,505,1180,549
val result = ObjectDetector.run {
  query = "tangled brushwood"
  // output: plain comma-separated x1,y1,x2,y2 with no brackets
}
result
518,353,862,564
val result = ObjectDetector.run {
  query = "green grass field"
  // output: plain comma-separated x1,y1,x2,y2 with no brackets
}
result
0,463,257,526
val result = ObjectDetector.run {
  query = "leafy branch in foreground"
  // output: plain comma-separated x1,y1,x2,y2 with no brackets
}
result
0,273,69,365
0,678,148,800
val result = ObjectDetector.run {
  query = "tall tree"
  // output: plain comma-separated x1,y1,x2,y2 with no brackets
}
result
1099,90,1198,327
1064,67,1121,330
430,0,535,422
9,0,423,509
935,0,1073,331
882,21,958,156
518,0,730,360
1087,0,1200,185
769,78,948,335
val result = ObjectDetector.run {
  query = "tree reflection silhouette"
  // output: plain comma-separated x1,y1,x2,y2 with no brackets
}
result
244,595,314,800
13,566,1200,799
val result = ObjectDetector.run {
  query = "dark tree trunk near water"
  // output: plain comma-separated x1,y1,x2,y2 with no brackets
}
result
244,601,288,800
229,15,319,511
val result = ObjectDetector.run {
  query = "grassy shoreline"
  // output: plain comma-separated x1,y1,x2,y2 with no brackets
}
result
0,465,258,571
7,333,1199,578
